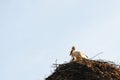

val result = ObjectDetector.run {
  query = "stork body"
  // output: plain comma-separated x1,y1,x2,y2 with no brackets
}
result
70,46,88,61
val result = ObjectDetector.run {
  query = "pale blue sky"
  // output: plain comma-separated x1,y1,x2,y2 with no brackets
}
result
0,0,120,80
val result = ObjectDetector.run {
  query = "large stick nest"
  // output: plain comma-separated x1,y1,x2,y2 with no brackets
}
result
45,59,120,80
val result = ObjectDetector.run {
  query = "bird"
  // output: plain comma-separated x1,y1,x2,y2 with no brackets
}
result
70,46,88,61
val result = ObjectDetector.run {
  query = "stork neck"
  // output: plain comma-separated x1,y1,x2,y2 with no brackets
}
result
70,49,75,55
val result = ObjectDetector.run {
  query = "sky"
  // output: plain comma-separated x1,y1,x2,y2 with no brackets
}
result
0,0,120,80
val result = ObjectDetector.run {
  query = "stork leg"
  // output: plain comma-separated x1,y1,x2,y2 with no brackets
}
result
73,56,77,61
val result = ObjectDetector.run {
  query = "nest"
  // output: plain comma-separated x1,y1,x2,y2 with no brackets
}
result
45,59,120,80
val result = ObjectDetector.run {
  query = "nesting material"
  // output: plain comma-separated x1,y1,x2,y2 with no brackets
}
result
45,59,120,80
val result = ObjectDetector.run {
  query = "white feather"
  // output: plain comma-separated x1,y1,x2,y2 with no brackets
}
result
70,46,88,61
73,51,88,59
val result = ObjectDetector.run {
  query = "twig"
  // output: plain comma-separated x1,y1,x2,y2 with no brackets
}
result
89,52,104,59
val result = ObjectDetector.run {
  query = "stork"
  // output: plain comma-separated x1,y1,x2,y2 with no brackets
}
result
70,46,88,61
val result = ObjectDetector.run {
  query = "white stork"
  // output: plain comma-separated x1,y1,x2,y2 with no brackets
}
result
70,46,88,61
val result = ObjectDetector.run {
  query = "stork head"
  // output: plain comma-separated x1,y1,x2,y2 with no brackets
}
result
70,46,76,55
72,46,75,50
